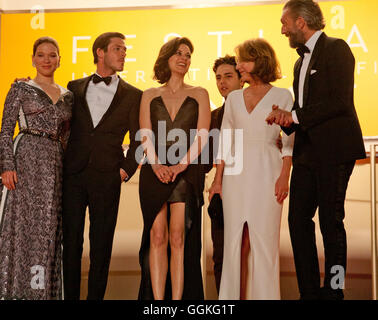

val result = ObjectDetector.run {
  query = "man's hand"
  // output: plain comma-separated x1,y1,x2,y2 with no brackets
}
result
208,181,222,202
120,168,128,182
13,77,31,83
266,104,293,127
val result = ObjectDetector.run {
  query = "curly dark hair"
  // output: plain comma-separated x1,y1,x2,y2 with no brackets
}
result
212,55,241,78
153,37,194,84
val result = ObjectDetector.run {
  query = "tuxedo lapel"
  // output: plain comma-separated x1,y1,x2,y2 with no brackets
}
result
96,78,129,128
303,33,326,107
293,58,302,110
78,75,95,130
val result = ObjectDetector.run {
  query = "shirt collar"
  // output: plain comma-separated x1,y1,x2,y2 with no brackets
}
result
94,72,119,84
305,30,323,53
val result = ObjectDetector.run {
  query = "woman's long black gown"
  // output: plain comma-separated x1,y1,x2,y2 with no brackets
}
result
138,96,205,300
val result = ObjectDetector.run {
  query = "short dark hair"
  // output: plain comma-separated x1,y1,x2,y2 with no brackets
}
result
33,36,60,56
284,0,325,30
153,37,194,84
235,38,281,84
92,32,125,64
213,55,241,78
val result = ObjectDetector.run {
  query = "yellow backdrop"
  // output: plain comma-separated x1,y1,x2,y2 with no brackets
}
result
0,0,377,136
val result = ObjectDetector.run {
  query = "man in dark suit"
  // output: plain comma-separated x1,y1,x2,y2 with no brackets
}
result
62,32,142,300
205,55,243,294
266,0,366,300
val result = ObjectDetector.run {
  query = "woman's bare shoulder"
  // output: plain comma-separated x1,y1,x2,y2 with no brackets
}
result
187,85,209,99
142,87,163,101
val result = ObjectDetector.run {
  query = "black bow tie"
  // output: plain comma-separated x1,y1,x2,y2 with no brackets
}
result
93,74,112,85
296,44,310,58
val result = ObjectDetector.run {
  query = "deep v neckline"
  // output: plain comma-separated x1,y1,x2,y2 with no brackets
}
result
27,80,66,105
159,95,190,123
242,86,273,115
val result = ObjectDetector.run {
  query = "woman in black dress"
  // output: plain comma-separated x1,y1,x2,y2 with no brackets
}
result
138,37,211,300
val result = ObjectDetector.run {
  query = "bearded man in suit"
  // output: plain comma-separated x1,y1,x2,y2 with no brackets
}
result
62,32,142,300
266,0,365,300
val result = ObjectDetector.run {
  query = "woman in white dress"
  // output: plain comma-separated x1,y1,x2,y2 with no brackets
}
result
209,38,294,300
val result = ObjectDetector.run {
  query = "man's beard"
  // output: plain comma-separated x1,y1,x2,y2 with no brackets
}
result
288,29,306,48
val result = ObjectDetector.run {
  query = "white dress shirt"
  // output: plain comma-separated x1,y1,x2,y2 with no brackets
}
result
292,30,323,124
86,73,119,128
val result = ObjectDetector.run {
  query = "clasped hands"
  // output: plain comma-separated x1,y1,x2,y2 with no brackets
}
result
266,105,293,127
152,163,188,184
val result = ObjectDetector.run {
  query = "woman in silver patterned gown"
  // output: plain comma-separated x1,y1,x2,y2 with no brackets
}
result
0,37,72,299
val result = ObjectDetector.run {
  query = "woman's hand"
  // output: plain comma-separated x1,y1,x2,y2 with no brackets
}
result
168,163,188,183
209,181,222,202
275,174,289,204
1,171,18,190
151,164,172,184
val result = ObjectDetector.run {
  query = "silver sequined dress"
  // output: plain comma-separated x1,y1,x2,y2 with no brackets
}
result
0,81,72,300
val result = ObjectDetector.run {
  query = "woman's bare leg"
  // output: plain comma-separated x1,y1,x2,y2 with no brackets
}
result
149,203,169,300
169,202,186,300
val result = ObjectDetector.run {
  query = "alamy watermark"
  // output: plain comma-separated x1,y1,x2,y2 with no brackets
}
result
135,122,244,176
330,265,345,290
30,5,45,30
30,265,45,290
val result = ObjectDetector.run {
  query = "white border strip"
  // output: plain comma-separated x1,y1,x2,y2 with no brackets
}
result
0,0,349,14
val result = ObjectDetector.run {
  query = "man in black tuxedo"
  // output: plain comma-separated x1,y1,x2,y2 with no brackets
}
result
205,55,243,294
266,0,365,300
62,32,142,300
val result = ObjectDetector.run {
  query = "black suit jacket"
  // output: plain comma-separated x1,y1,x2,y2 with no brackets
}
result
203,104,224,173
64,75,143,177
282,33,365,165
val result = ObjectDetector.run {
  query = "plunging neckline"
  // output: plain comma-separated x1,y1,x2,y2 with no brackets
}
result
242,86,274,115
27,80,67,105
159,95,190,123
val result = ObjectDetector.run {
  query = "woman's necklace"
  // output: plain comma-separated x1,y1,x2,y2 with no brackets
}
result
165,83,184,95
248,83,271,93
